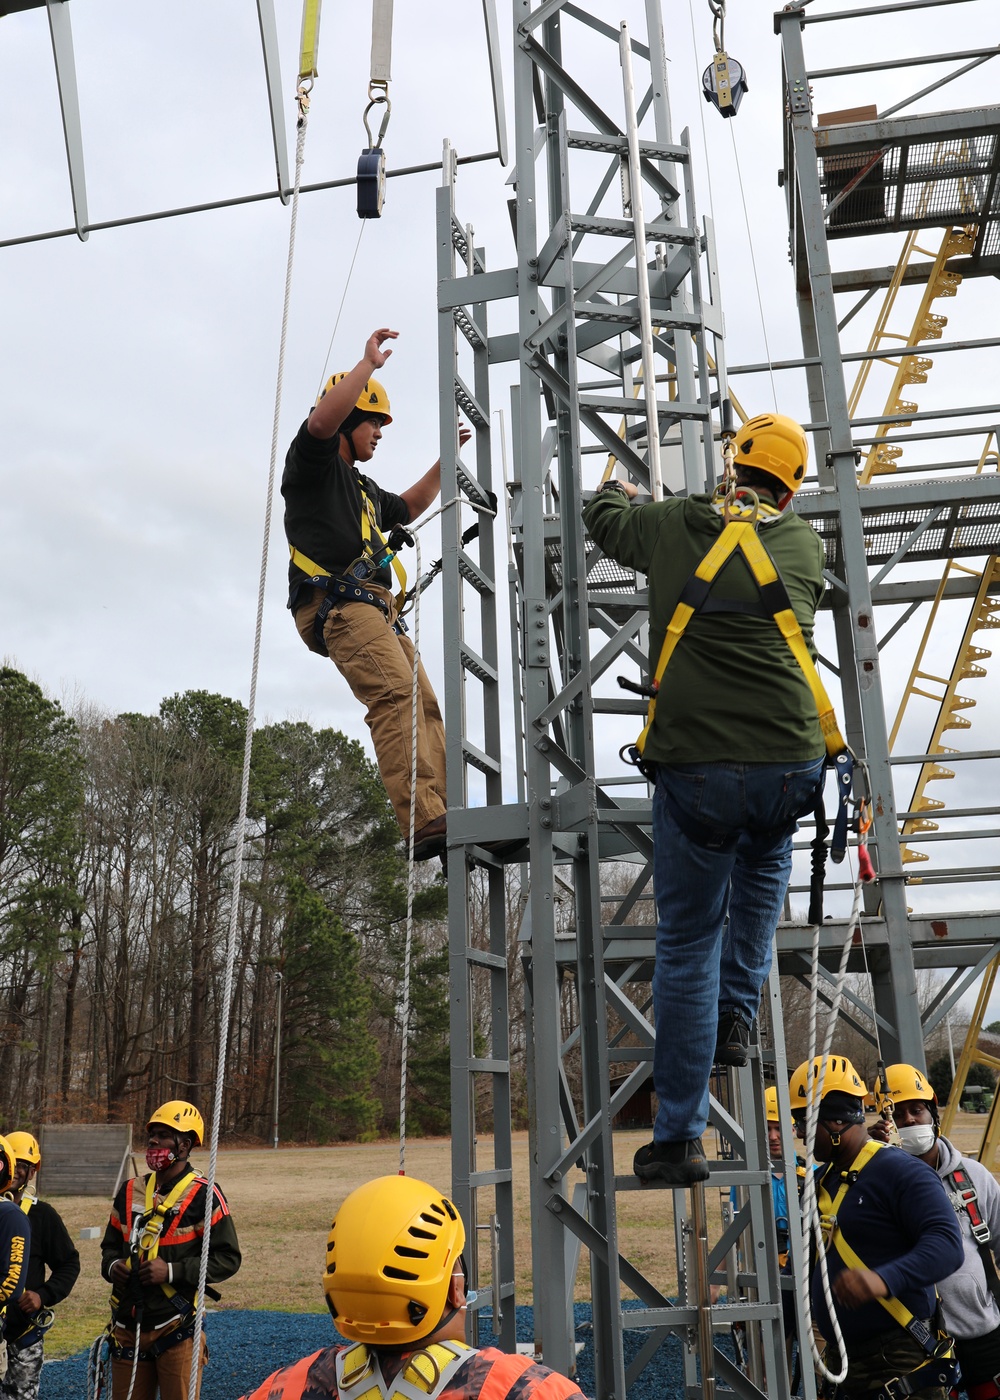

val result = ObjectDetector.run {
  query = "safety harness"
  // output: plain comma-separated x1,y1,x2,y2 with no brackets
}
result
624,492,856,920
108,1168,215,1359
945,1164,1000,1311
818,1140,959,1400
336,1339,473,1400
289,477,409,652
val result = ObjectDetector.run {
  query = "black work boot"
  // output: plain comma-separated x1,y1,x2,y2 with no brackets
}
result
714,1010,752,1067
633,1137,710,1186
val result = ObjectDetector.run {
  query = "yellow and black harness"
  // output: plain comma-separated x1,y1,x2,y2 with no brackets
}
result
818,1141,959,1400
109,1169,217,1360
290,482,410,652
623,492,856,920
335,1339,474,1400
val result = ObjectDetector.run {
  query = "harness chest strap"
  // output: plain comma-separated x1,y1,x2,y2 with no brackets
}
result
336,1339,474,1400
635,514,847,761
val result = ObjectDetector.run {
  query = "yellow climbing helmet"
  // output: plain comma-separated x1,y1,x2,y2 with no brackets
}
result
318,373,393,424
0,1136,14,1193
6,1132,40,1168
764,1085,781,1123
147,1101,204,1147
734,413,809,494
323,1175,465,1345
873,1063,936,1113
789,1054,868,1109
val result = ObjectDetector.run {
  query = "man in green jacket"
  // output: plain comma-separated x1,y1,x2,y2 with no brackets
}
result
582,414,828,1187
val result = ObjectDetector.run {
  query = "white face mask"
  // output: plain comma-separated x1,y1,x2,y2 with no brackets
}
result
897,1124,936,1156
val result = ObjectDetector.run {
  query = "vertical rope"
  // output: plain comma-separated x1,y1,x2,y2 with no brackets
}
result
398,531,423,1175
727,123,779,413
799,872,864,1384
184,93,311,1400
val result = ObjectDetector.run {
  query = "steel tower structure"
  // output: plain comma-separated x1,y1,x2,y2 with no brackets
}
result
439,3,809,1397
771,0,1000,1059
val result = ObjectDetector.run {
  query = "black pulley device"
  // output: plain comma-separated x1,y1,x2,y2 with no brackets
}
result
357,147,386,218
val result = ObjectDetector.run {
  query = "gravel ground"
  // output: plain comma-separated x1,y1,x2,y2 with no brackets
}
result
41,1305,693,1399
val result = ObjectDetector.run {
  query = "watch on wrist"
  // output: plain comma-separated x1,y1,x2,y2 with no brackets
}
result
599,479,629,497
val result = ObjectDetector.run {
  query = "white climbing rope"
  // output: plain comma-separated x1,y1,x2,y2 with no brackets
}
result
798,870,865,1385
184,82,312,1400
399,527,423,1175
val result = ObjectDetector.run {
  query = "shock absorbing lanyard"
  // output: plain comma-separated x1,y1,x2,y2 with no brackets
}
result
632,496,855,854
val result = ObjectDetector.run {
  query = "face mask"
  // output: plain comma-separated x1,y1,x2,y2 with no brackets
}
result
897,1124,936,1156
146,1146,176,1172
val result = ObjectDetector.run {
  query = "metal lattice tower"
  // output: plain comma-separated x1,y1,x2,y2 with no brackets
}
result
772,0,1000,1061
439,4,810,1397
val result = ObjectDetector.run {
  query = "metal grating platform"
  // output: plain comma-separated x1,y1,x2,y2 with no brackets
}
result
814,106,1000,251
812,496,1000,568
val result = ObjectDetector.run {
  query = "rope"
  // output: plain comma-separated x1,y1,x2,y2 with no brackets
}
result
314,221,368,404
184,86,311,1400
798,870,864,1385
727,123,778,413
399,528,423,1176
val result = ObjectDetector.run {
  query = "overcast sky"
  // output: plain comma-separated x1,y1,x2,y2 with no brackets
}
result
2,0,998,1007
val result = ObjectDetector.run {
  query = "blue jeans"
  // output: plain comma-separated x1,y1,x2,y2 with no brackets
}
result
651,757,826,1143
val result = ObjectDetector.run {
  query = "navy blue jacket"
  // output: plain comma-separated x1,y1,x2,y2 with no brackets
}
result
812,1143,964,1345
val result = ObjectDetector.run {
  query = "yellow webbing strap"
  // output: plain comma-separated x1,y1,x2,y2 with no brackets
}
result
635,515,847,759
359,488,407,609
18,1197,33,1217
299,0,323,81
289,544,332,583
816,1138,883,1229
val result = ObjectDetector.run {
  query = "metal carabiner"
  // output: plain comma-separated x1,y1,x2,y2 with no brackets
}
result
363,82,391,149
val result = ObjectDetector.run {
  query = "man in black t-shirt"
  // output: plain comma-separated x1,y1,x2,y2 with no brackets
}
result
283,328,461,861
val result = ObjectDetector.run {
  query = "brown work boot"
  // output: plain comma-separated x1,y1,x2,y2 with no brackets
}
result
412,815,447,861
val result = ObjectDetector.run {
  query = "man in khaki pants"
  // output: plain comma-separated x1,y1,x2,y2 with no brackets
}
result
283,328,464,863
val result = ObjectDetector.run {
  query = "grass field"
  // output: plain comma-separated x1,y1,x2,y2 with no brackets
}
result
42,1114,992,1360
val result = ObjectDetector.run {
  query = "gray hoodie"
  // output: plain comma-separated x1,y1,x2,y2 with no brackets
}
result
933,1135,1000,1341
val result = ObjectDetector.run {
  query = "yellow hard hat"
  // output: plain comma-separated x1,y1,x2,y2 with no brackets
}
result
147,1101,204,1147
0,1136,14,1192
6,1132,40,1167
789,1054,868,1109
319,374,392,424
734,413,809,494
323,1175,465,1345
873,1063,936,1114
764,1085,781,1123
